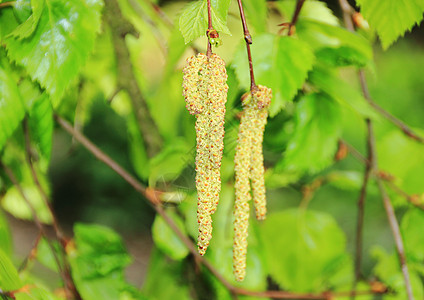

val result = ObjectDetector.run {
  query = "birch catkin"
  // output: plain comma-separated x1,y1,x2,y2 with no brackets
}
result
233,85,272,281
182,53,228,256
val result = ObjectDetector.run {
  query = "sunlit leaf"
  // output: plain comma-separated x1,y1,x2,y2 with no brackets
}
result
356,0,424,49
278,0,339,26
4,0,103,104
9,0,45,39
243,0,268,33
0,248,22,292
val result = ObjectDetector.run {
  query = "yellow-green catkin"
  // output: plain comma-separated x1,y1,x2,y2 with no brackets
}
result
182,53,228,256
233,85,272,281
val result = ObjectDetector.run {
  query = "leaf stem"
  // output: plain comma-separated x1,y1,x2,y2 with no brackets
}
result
236,0,257,91
288,0,306,36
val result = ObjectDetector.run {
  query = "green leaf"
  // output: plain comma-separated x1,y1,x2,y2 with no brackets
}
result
4,0,103,104
9,0,45,39
142,248,191,300
178,0,231,44
326,171,363,191
232,34,315,116
28,93,53,162
15,286,59,300
0,7,20,41
296,20,373,66
402,209,424,262
277,93,341,174
277,0,339,26
260,209,348,292
242,0,268,33
0,49,25,151
12,0,32,23
0,248,22,292
309,67,378,119
152,209,189,260
36,238,60,272
0,210,12,257
2,185,52,224
356,0,424,49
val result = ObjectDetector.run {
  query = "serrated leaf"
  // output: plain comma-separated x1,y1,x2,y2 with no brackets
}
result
242,0,268,33
152,210,189,260
28,93,53,161
309,67,378,119
278,0,339,26
260,209,348,292
356,0,424,49
277,93,341,174
179,0,231,44
9,0,45,40
4,0,103,104
0,49,25,151
0,248,22,291
232,34,315,116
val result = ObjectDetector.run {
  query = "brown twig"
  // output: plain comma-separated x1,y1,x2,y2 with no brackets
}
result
18,231,43,272
236,0,257,91
23,119,81,300
0,1,15,9
0,162,77,300
206,0,213,57
103,0,163,157
288,0,306,36
54,114,386,300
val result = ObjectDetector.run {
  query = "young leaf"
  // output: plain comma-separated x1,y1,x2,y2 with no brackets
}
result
260,209,348,292
356,0,424,49
277,93,341,174
0,248,22,292
152,209,189,260
277,0,339,26
179,0,231,44
232,34,315,116
0,50,25,152
4,0,103,105
9,0,45,40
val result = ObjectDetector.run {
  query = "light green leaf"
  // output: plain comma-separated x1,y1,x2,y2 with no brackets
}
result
402,209,424,262
0,7,20,41
28,93,53,162
9,0,45,40
277,0,339,26
4,0,103,104
152,210,189,260
0,248,22,292
179,0,231,44
36,238,60,272
232,34,315,116
356,0,424,49
309,67,378,119
261,209,348,292
296,20,373,66
15,286,59,300
242,0,268,33
2,185,52,224
0,49,25,152
326,171,363,191
277,93,341,174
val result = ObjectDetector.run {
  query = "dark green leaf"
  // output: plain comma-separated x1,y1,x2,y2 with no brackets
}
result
277,93,341,174
4,0,103,104
260,209,348,292
356,0,424,49
152,209,189,260
232,34,315,116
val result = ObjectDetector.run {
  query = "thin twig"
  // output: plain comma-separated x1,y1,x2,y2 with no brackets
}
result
18,231,43,272
23,119,81,300
288,0,306,36
206,0,213,57
236,0,257,91
0,162,75,300
55,115,387,299
0,1,15,9
103,0,163,157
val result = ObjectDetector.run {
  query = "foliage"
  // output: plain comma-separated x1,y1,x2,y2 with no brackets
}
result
0,0,423,299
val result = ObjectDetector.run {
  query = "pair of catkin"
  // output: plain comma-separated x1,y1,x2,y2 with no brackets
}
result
182,53,228,256
233,86,272,281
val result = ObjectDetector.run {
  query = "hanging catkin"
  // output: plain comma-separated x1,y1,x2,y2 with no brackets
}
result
233,85,272,281
182,53,228,256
